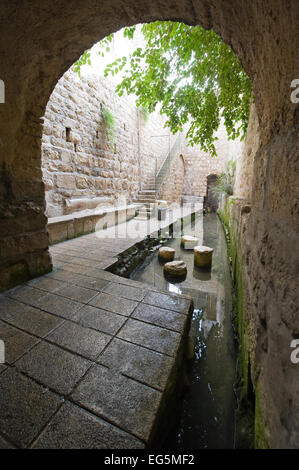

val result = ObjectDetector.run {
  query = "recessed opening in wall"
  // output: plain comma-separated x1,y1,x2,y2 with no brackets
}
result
66,127,71,142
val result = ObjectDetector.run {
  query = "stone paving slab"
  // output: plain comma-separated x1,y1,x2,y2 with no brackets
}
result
47,321,111,360
132,302,187,333
98,338,174,391
143,290,191,313
15,341,91,395
68,274,110,291
45,268,78,282
26,276,66,293
54,284,98,303
102,281,147,302
0,297,30,321
5,306,64,338
117,318,182,356
0,321,38,364
0,209,195,448
27,293,83,320
32,402,144,449
6,285,45,305
71,364,162,442
89,292,138,316
0,367,61,448
74,305,127,335
0,434,15,449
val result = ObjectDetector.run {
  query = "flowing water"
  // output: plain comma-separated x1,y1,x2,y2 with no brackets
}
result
132,212,237,449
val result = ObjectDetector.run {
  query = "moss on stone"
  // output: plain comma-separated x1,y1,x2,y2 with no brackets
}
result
218,198,255,448
254,386,270,449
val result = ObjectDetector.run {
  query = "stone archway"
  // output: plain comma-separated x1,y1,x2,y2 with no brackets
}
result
0,0,297,289
0,0,298,448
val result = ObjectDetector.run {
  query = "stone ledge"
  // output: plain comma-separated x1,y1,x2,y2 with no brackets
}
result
47,205,138,245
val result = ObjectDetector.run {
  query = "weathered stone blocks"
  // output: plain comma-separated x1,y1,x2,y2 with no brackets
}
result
158,247,175,261
55,174,76,190
194,246,214,268
163,260,187,277
181,235,199,249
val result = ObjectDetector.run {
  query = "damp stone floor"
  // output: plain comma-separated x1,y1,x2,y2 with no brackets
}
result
0,210,195,449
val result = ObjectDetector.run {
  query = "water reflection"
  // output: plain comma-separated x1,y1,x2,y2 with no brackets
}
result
132,213,237,449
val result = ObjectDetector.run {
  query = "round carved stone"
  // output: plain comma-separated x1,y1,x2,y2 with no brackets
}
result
163,260,187,277
158,246,175,261
181,235,199,249
194,245,214,268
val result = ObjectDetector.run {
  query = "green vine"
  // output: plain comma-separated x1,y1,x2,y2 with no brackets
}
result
139,105,150,123
212,159,236,197
102,107,116,146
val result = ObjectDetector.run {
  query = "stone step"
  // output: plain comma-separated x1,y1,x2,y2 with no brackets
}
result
133,196,156,201
137,208,153,213
134,214,150,220
133,201,156,207
135,211,152,220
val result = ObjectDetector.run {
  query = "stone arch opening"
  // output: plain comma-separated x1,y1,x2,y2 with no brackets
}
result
204,174,219,212
1,1,294,289
0,0,298,449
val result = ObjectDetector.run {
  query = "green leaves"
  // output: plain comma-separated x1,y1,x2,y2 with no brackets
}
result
75,22,252,157
101,107,116,147
213,159,237,196
73,50,92,77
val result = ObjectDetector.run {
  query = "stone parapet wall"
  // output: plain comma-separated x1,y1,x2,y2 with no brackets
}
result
47,205,137,245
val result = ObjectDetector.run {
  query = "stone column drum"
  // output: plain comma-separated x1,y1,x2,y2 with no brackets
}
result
158,247,175,261
194,246,214,268
181,235,199,249
164,260,187,277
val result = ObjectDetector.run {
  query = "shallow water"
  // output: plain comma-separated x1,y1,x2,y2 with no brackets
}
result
132,212,237,449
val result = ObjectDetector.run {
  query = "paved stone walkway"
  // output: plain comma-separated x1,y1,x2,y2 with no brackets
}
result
0,208,196,448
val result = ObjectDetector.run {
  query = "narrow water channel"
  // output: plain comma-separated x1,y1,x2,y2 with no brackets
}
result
132,212,238,449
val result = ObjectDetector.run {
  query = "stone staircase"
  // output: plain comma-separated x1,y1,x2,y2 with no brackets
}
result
133,175,157,219
133,133,184,220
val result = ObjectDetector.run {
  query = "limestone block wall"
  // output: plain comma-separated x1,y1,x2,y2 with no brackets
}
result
42,70,172,217
181,124,244,197
42,70,239,215
159,155,185,204
234,103,260,199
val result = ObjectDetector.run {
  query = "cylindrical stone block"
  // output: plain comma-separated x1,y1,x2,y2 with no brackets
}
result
181,235,199,249
194,245,214,268
158,246,175,261
163,260,187,277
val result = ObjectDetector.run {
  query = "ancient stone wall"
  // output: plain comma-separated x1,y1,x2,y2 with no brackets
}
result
42,70,173,217
181,123,244,197
0,0,298,449
42,70,233,214
234,103,260,200
159,155,186,204
158,123,243,204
